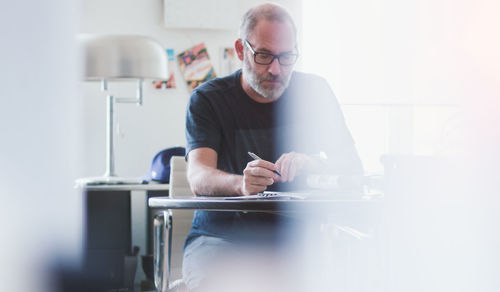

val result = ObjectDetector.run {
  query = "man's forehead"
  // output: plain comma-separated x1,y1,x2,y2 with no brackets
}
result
248,19,296,52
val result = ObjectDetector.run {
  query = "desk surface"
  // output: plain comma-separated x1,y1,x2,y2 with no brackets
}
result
79,183,170,191
149,195,382,213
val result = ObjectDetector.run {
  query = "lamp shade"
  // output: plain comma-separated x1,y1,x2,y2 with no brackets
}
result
78,34,168,80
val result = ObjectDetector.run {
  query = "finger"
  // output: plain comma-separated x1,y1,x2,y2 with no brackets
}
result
274,155,285,182
247,160,280,181
242,176,272,195
276,153,294,182
280,155,293,182
273,173,283,183
242,180,268,195
275,153,287,170
246,175,274,187
243,184,267,195
288,158,298,182
244,165,278,180
248,159,279,174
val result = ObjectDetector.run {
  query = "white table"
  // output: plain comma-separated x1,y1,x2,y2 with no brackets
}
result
148,194,383,291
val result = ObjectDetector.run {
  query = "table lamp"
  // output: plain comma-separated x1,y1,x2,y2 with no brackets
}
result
76,34,168,186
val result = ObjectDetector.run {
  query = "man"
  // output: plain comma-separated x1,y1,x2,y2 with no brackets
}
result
183,3,363,290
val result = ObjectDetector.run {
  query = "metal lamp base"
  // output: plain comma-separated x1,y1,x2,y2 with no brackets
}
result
75,80,148,189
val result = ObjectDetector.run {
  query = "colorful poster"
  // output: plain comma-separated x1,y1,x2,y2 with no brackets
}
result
153,49,176,89
178,43,216,92
220,47,241,76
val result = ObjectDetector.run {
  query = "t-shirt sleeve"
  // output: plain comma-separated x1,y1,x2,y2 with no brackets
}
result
185,90,221,156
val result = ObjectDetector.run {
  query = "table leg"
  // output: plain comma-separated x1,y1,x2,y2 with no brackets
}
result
153,210,172,292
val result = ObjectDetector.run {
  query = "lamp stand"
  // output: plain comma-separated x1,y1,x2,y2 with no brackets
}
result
105,94,117,177
75,79,145,186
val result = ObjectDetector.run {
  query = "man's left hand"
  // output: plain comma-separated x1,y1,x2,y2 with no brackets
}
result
275,152,314,182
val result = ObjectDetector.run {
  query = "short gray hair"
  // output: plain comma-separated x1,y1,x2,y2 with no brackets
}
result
239,3,297,41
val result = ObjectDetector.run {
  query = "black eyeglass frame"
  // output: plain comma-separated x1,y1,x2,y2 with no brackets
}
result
244,39,298,66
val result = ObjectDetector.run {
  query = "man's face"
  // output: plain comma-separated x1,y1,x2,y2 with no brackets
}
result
242,20,297,99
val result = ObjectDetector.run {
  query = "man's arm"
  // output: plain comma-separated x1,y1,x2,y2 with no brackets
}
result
187,147,280,196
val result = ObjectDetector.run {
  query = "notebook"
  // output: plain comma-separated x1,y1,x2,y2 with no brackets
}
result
221,191,307,200
217,190,371,200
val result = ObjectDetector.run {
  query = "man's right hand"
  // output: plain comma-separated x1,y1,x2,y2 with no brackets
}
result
187,147,280,196
241,159,281,195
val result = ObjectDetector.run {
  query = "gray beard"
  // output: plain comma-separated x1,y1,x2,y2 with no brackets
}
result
242,57,292,99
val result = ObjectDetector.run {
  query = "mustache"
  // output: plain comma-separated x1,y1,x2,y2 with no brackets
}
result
260,74,284,84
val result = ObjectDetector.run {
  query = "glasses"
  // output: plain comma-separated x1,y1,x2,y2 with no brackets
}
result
244,39,298,66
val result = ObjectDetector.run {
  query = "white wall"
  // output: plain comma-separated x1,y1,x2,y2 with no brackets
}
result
302,0,474,173
79,0,231,178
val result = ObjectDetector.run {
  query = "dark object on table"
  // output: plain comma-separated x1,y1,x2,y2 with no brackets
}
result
144,147,185,183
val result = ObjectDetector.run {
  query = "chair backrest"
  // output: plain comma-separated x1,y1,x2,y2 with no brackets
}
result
166,156,195,281
169,156,194,197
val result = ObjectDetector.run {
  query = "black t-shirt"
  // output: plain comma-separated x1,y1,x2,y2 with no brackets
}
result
185,69,362,244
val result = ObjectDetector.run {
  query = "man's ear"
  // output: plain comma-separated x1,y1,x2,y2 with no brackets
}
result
235,39,244,61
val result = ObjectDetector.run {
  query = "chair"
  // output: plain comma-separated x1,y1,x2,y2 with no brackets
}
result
153,156,193,292
168,156,194,198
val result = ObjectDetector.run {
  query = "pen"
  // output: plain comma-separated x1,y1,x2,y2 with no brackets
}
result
247,152,282,177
